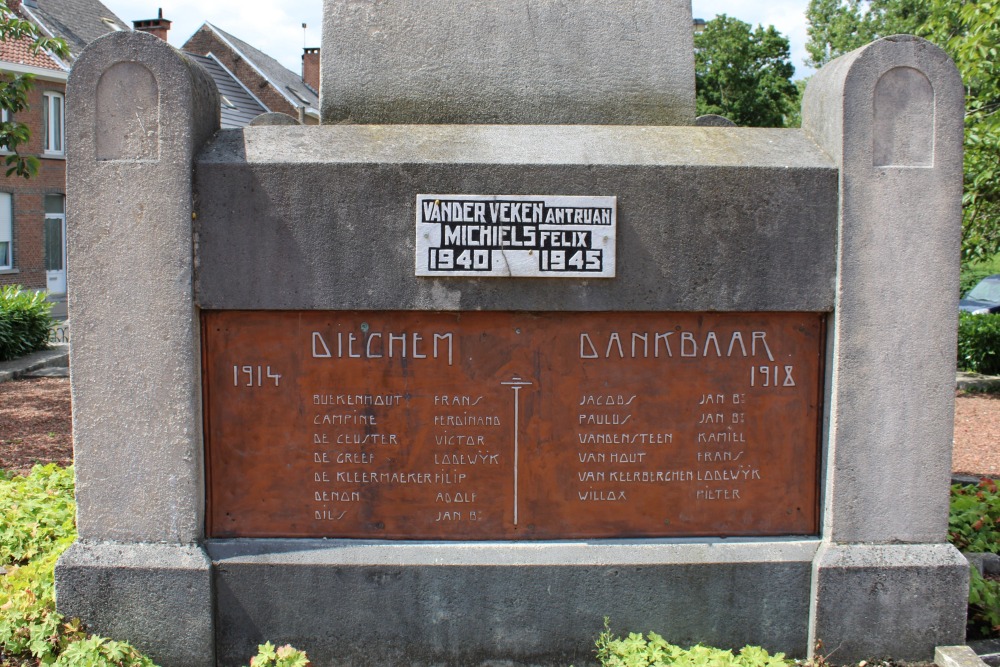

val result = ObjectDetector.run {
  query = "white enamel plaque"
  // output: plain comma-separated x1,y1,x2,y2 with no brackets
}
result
415,194,617,278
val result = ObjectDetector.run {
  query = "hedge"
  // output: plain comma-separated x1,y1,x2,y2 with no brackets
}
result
0,285,53,362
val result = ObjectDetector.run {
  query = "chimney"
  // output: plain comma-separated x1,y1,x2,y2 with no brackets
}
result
302,47,320,93
133,8,171,41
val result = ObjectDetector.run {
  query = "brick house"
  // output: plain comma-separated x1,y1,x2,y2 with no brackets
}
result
182,22,319,124
133,12,271,129
0,0,127,308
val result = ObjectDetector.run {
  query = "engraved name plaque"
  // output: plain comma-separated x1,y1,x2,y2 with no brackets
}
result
203,311,823,540
414,194,617,278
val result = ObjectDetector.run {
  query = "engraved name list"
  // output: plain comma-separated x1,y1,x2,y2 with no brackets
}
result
203,311,823,540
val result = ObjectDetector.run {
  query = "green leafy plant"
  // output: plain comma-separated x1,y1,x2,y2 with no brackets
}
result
0,284,54,361
0,463,76,565
968,565,1000,639
593,620,791,667
0,549,85,663
0,465,318,666
957,312,1000,375
246,642,310,667
949,478,1000,553
0,465,80,664
0,465,156,666
949,479,1000,639
52,635,156,667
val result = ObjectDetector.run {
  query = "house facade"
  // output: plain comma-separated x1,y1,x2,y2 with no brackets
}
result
0,0,127,304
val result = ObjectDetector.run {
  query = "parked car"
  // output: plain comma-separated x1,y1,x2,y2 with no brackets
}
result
960,274,1000,314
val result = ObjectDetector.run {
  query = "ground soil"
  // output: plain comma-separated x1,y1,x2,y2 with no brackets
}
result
953,390,1000,477
0,378,73,475
0,379,998,478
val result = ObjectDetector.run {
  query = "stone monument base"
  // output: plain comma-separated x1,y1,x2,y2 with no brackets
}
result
56,540,970,666
810,543,969,661
210,540,817,666
56,542,215,667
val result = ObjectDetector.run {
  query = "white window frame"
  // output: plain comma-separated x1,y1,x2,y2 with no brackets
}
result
0,108,9,153
42,91,64,156
44,194,65,274
0,192,12,271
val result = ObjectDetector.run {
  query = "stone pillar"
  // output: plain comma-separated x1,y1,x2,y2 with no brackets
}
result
55,31,219,667
802,35,968,661
321,0,696,125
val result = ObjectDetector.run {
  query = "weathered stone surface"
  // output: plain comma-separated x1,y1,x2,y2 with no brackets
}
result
60,31,217,665
936,646,992,667
695,114,737,127
56,542,214,667
65,31,218,544
810,544,968,661
967,552,1000,576
61,22,969,667
249,112,300,126
321,0,696,125
802,36,965,544
194,125,837,312
209,539,818,666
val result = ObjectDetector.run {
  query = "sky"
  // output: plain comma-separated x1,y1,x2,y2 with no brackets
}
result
100,0,325,75
101,1,815,81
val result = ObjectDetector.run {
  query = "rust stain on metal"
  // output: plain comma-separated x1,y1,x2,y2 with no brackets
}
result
203,311,823,539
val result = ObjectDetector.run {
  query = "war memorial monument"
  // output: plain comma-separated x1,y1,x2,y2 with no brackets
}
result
55,0,969,665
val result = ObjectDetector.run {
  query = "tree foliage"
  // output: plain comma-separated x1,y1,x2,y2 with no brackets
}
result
694,15,799,128
806,0,1000,261
0,1,68,178
923,0,1000,262
805,0,928,68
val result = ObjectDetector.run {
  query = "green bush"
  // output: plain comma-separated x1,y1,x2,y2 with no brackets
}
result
958,312,1000,375
0,284,54,361
53,636,156,667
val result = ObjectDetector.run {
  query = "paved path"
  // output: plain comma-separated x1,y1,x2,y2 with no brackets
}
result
0,345,69,383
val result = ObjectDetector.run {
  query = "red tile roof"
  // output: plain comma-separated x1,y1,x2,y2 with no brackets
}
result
0,32,62,70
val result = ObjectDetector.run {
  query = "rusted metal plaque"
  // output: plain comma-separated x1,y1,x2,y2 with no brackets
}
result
203,311,823,540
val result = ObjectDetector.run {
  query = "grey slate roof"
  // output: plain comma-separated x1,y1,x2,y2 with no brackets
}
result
187,53,268,128
21,0,128,63
205,23,318,113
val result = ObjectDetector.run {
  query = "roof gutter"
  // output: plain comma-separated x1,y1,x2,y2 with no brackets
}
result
0,60,67,81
